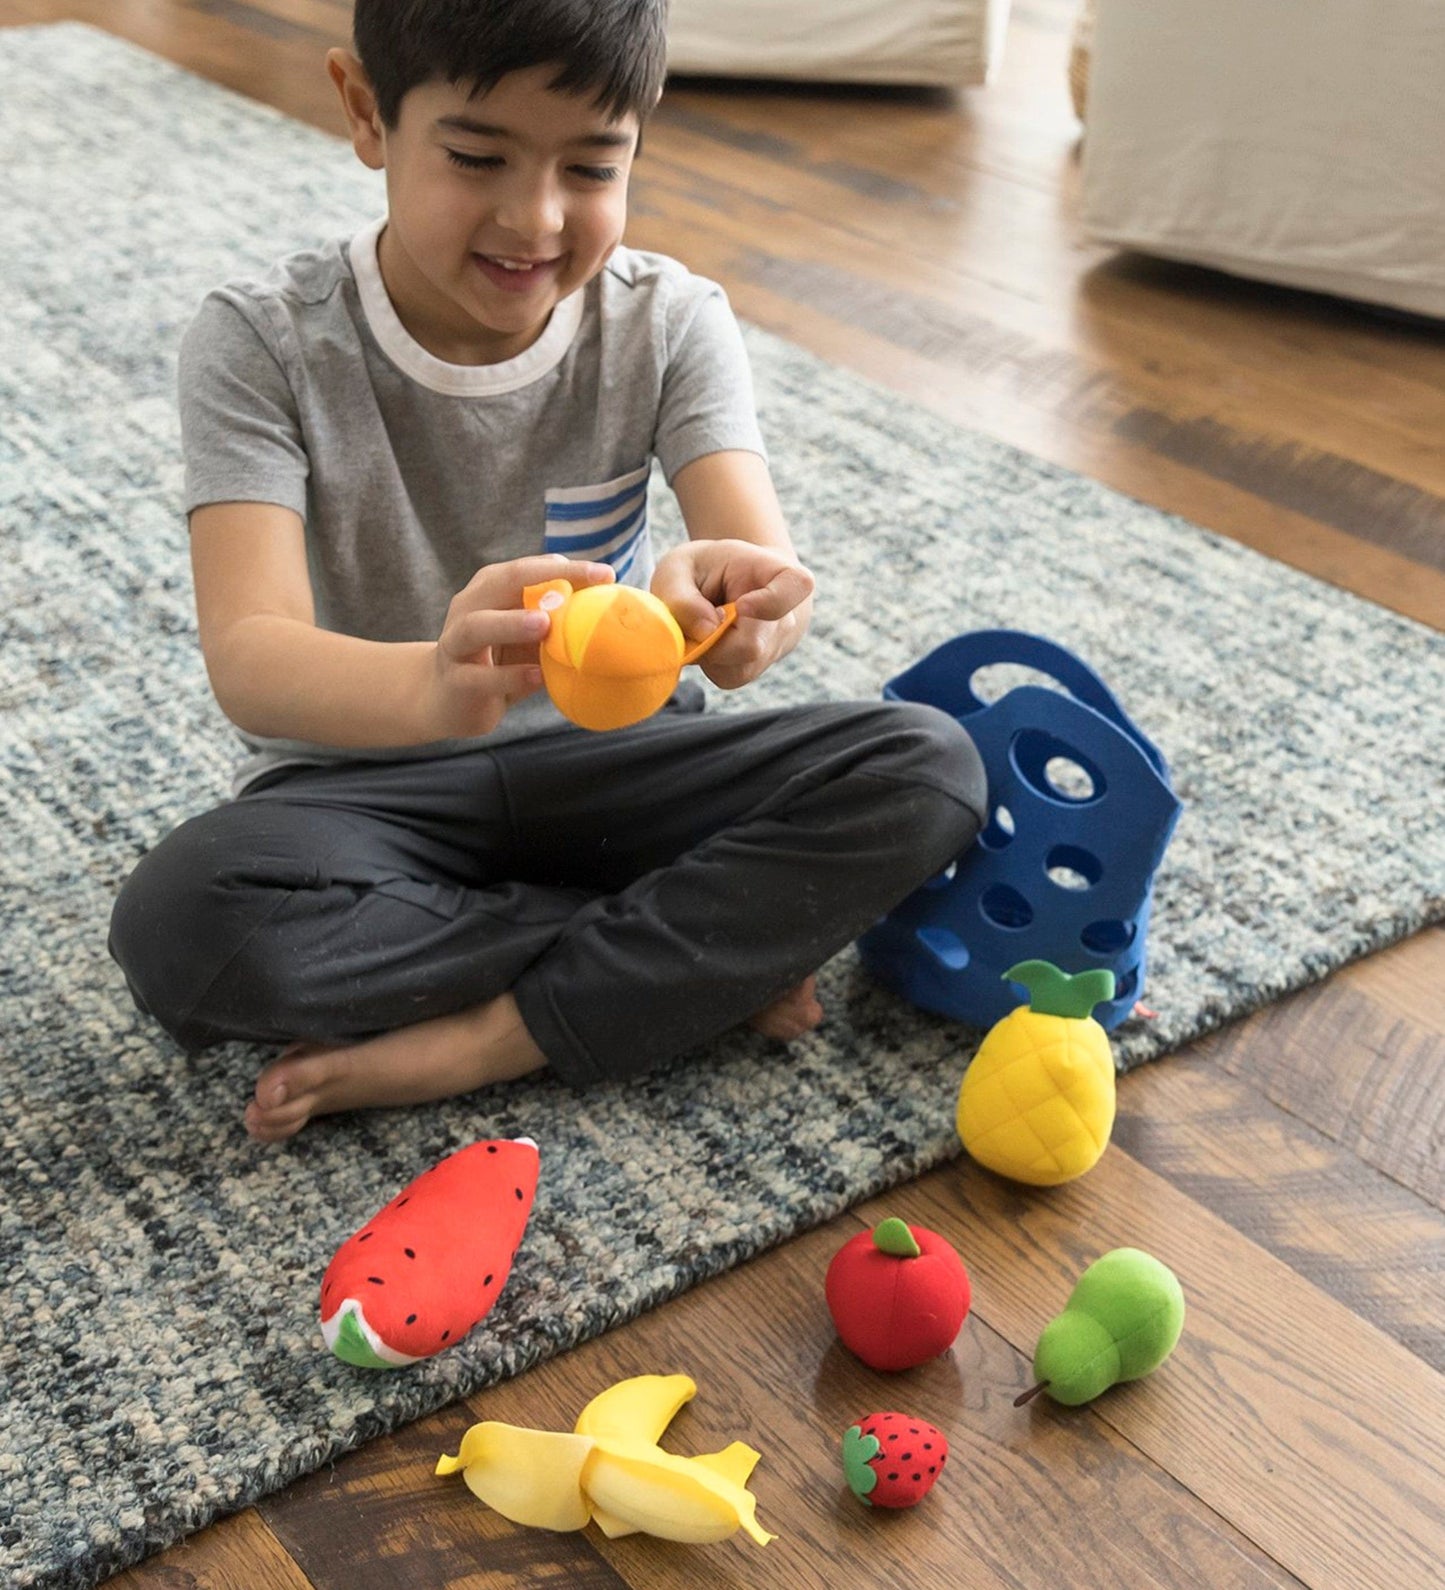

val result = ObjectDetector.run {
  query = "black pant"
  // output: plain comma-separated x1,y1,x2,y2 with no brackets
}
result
107,699,985,1087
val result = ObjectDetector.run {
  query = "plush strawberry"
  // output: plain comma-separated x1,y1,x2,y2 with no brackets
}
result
320,1137,539,1369
825,1217,971,1371
842,1412,949,1509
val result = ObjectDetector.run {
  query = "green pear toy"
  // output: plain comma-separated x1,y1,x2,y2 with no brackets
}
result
1015,1248,1185,1407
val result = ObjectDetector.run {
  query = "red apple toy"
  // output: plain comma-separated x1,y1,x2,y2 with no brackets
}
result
825,1218,971,1371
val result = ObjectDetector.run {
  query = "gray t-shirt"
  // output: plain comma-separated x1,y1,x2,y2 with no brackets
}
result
178,216,766,793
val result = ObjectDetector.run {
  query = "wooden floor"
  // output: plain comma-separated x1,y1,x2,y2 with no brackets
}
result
6,2,1443,1586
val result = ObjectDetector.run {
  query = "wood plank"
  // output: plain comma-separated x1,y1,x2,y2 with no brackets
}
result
1114,1057,1445,1370
1197,981,1445,1210
180,0,337,48
182,0,346,45
860,1152,1445,1589
1338,924,1445,1031
107,1508,313,1589
257,1405,629,1589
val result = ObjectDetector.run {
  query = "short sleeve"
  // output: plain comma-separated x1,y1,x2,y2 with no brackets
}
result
177,292,310,519
652,285,767,485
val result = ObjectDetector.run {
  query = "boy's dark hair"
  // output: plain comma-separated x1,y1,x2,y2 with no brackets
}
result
353,0,670,129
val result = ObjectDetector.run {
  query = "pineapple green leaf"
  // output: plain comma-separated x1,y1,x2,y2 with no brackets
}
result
1004,960,1115,1020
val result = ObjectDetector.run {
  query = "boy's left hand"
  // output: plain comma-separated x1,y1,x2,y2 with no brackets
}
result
651,539,815,689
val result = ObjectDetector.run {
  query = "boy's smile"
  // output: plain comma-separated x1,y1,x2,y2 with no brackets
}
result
330,54,639,366
473,253,562,293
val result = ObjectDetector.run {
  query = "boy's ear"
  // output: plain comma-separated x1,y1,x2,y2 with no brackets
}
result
327,48,386,170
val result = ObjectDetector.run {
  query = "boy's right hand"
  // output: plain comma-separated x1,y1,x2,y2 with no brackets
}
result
425,555,616,740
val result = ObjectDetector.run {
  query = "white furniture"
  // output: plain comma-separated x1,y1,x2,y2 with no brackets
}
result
1080,0,1445,319
666,0,1012,88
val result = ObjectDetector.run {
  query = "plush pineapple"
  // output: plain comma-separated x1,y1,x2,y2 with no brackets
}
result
956,961,1117,1187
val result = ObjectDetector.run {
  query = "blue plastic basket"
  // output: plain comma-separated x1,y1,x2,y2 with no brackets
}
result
857,630,1183,1030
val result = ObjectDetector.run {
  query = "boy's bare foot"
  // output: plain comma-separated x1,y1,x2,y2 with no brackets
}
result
243,994,545,1144
748,974,824,1041
246,976,824,1140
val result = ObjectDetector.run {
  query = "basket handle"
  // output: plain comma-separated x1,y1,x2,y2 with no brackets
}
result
886,629,1172,782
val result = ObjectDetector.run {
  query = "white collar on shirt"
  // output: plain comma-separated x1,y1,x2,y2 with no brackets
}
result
347,215,584,397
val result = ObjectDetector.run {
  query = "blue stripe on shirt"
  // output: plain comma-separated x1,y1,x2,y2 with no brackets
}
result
543,500,646,553
609,533,647,582
544,479,648,523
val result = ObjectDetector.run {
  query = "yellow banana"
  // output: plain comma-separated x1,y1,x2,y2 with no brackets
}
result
436,1374,775,1547
434,1423,592,1531
589,1441,763,1540
574,1373,696,1444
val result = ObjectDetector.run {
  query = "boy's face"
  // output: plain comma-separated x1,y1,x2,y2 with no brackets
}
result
332,55,640,364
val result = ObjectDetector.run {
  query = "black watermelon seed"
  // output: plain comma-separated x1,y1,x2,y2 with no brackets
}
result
367,1276,384,1285
487,1145,498,1153
397,1197,409,1207
888,1472,898,1481
929,1466,936,1474
404,1248,416,1259
887,1433,898,1441
441,1331,450,1341
484,1274,494,1285
913,1473,921,1482
901,1451,913,1461
514,1187,523,1199
406,1314,417,1325
359,1233,372,1242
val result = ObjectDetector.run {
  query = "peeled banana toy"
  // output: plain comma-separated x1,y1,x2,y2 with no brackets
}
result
956,960,1117,1186
523,578,737,731
320,1137,539,1369
437,1373,775,1546
1015,1247,1185,1407
825,1218,972,1372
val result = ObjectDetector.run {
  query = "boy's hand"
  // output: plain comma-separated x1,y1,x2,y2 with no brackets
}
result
425,554,615,739
651,540,815,689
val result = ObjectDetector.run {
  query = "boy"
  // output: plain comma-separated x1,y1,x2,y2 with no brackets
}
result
108,0,985,1143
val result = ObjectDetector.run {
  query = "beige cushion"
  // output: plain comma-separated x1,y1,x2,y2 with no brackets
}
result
1081,0,1445,319
665,0,1012,87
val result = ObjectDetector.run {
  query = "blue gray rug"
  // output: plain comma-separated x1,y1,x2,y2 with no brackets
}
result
2,24,1442,1590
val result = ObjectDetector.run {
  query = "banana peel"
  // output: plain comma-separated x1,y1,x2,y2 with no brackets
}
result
436,1373,775,1546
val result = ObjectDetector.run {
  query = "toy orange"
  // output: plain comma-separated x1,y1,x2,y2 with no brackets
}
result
523,579,737,731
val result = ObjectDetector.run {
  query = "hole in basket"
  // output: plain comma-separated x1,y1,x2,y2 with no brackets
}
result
1115,964,1139,1001
917,926,970,970
1081,918,1136,954
968,664,1071,708
923,860,958,891
981,884,1033,930
978,805,1015,851
1045,845,1102,890
1012,730,1105,805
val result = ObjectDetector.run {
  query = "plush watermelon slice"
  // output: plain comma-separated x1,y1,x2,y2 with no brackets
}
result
320,1137,540,1369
